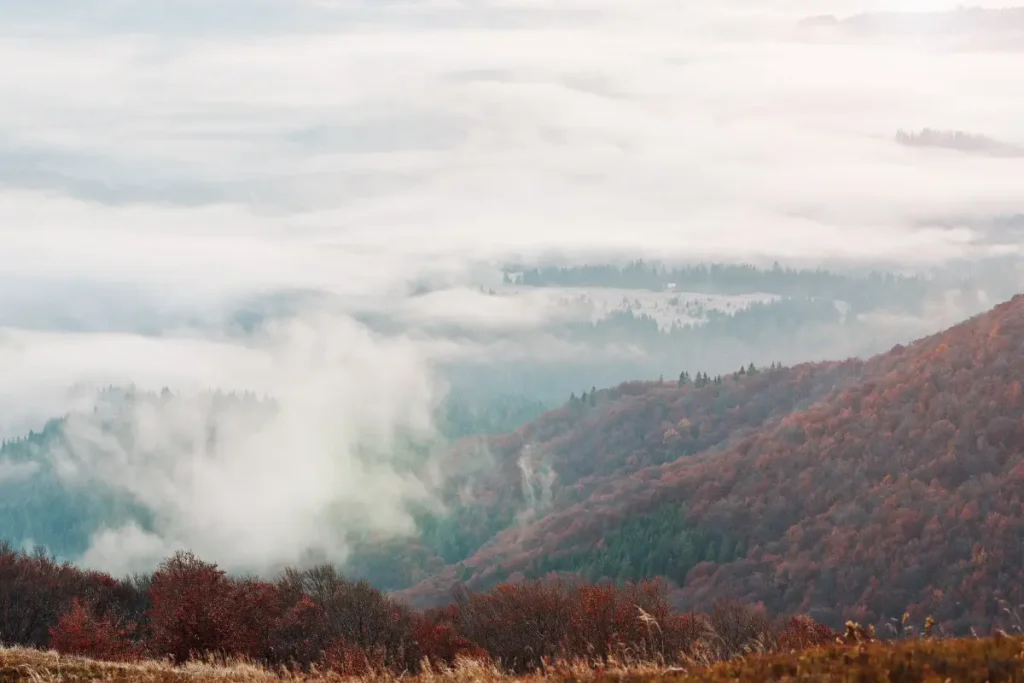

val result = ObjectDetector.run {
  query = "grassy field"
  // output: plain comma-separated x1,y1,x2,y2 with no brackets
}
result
5,635,1024,683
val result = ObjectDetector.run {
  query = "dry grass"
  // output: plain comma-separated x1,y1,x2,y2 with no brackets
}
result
6,635,1024,683
0,647,276,683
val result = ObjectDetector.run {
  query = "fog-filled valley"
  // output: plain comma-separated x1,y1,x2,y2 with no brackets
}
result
4,254,1022,586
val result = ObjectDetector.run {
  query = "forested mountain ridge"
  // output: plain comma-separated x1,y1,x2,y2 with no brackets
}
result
315,357,869,591
398,294,1024,636
389,361,872,603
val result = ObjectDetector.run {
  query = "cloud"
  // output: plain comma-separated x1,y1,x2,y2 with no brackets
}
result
44,314,445,575
2,1,1024,267
2,0,1024,572
0,458,39,483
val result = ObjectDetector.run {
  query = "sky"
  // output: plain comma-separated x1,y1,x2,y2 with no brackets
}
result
1,0,1023,573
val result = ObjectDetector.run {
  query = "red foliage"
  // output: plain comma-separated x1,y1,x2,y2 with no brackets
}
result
411,613,488,668
49,598,138,661
227,578,287,661
0,542,148,651
0,542,837,674
269,595,332,669
146,551,240,664
453,577,685,672
778,615,838,651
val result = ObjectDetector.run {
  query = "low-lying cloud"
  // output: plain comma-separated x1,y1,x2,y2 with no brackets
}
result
2,0,1024,573
44,314,444,575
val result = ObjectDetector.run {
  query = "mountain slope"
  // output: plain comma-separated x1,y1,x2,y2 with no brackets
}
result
399,295,1024,635
384,357,868,581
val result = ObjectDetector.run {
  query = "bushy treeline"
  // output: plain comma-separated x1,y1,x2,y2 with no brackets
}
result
0,542,835,674
504,260,929,310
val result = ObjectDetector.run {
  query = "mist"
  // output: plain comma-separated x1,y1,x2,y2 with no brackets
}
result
2,0,1023,575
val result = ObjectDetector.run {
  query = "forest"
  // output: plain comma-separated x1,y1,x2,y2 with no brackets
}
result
394,295,1024,638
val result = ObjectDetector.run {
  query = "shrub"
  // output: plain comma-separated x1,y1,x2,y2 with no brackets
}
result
411,611,488,669
0,542,842,675
49,598,138,661
708,600,777,658
146,551,238,663
778,614,838,651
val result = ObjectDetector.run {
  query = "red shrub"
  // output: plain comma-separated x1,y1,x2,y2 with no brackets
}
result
708,600,776,658
778,615,837,651
663,612,714,659
1,543,844,674
453,578,677,671
269,595,333,670
411,613,488,668
146,551,238,663
270,565,424,673
49,598,137,661
456,580,574,672
226,578,286,661
570,582,664,662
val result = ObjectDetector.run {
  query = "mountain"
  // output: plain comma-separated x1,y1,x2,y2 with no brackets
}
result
396,295,1024,636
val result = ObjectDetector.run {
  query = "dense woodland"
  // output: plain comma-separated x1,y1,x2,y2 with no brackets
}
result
394,295,1024,638
0,543,836,674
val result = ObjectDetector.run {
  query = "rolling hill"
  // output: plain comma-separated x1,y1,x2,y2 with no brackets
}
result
395,294,1024,636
